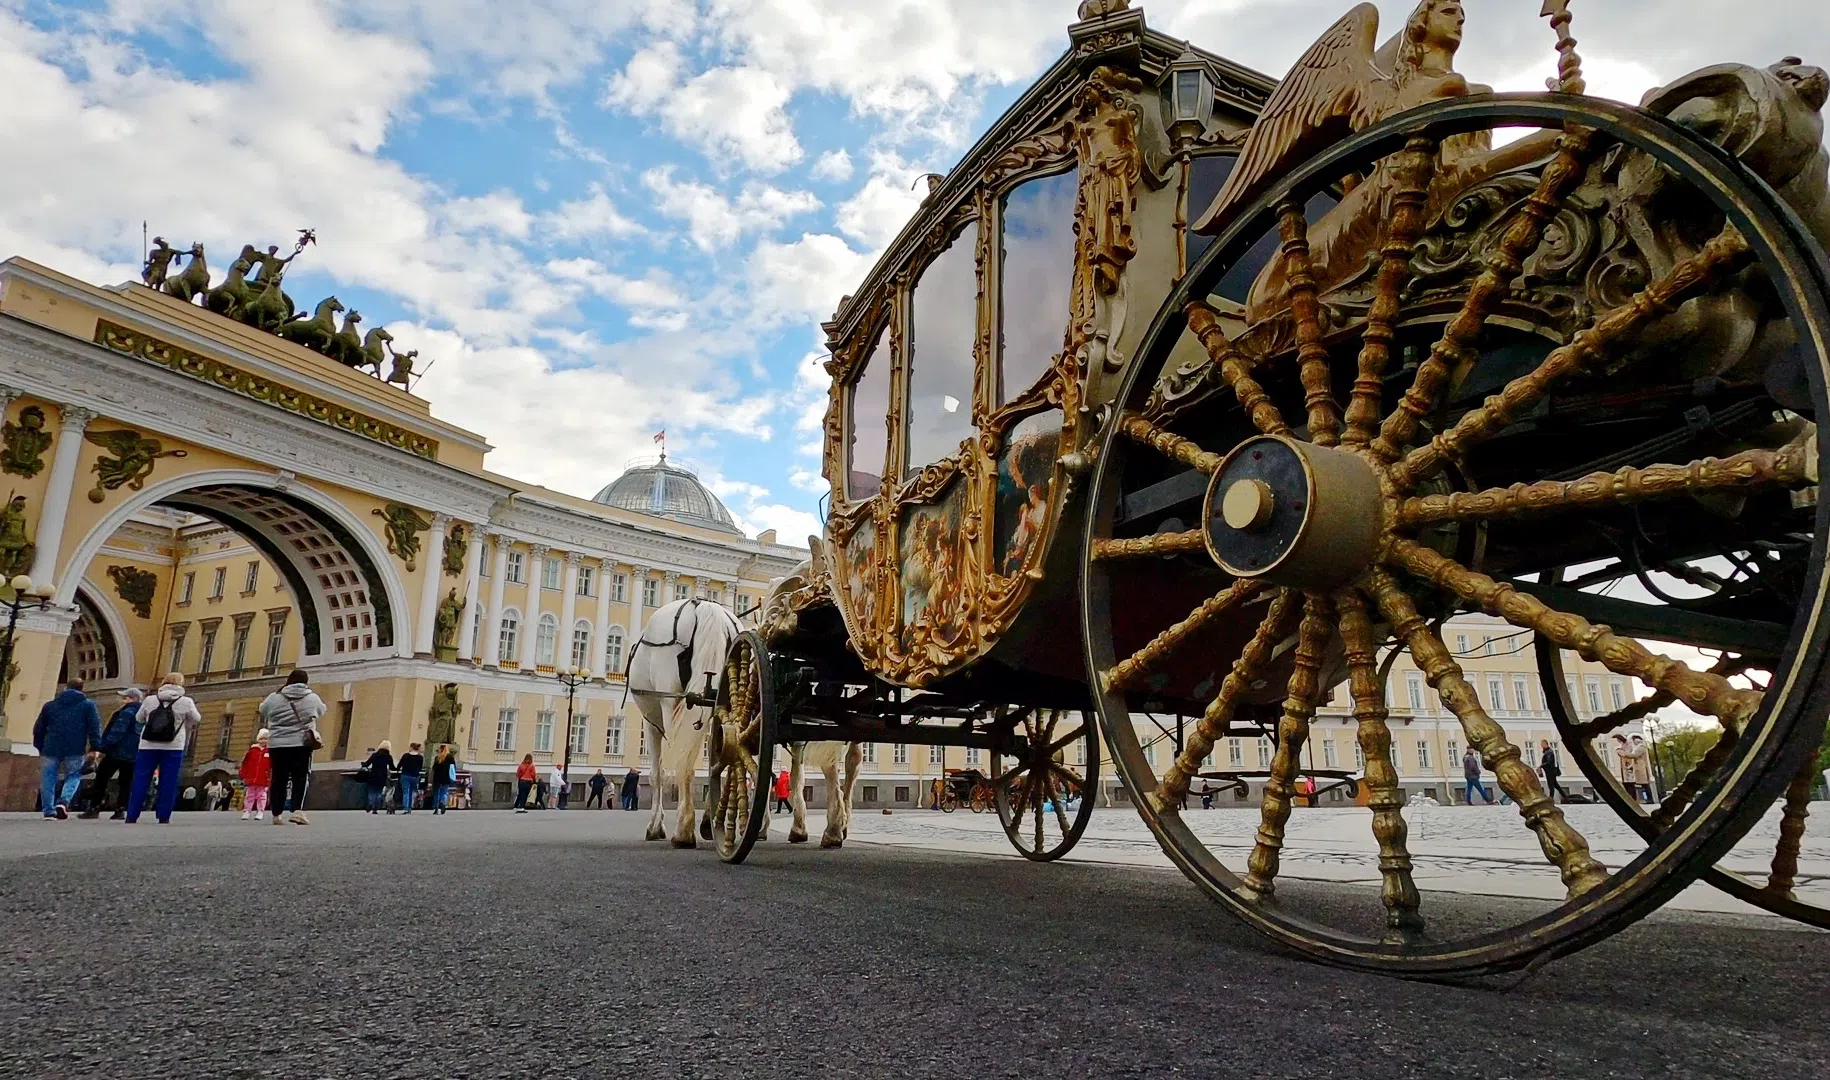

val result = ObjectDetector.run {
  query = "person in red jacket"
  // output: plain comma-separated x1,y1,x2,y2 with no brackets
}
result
514,754,537,813
239,729,272,821
772,769,792,815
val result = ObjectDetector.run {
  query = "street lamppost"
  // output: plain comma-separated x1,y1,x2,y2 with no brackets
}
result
556,665,589,809
0,574,54,726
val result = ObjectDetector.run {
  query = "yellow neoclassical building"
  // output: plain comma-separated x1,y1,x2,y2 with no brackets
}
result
0,256,804,808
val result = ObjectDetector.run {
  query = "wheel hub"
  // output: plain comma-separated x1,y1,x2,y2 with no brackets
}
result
1203,435,1382,589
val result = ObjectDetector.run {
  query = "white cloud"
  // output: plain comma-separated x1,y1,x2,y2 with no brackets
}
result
442,191,533,239
835,152,927,251
810,148,853,182
540,184,645,241
746,232,873,325
607,44,803,173
643,167,820,251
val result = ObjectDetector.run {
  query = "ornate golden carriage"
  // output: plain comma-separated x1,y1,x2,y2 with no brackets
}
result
714,0,1830,977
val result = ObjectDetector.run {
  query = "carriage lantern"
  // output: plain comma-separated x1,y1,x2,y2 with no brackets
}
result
1165,47,1215,146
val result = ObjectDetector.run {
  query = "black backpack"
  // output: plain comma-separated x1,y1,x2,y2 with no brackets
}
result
142,698,179,743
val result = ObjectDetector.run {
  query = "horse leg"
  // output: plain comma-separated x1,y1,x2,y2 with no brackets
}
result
672,714,700,848
788,746,809,843
839,742,862,840
819,749,845,848
644,712,667,842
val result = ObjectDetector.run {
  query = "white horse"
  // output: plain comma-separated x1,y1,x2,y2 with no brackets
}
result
763,739,864,848
623,598,742,847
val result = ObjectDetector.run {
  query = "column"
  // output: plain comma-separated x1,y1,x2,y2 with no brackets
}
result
663,570,679,608
456,524,485,661
559,552,581,671
593,557,614,675
628,564,648,640
28,404,97,589
415,512,449,656
525,545,548,666
481,534,510,668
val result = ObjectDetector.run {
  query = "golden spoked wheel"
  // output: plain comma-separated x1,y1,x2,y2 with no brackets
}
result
711,631,777,865
1081,94,1830,975
993,708,1100,862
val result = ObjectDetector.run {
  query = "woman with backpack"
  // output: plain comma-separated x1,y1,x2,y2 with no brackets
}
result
128,673,202,824
259,669,328,825
361,741,395,814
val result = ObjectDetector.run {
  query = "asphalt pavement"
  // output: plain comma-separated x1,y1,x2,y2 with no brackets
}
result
1,809,1824,1079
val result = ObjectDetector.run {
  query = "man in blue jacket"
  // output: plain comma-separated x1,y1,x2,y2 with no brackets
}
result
80,687,142,819
32,678,102,820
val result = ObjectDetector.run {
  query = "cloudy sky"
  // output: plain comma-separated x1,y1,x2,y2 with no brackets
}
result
1,0,1819,541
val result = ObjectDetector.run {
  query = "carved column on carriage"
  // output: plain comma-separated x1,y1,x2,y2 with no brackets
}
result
414,513,449,657
593,556,614,675
27,403,97,590
456,524,485,662
481,531,510,669
559,552,581,669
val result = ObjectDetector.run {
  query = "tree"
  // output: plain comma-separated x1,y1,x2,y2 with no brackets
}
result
1651,724,1720,788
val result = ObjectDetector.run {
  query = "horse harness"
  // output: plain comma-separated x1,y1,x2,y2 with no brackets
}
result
622,599,737,710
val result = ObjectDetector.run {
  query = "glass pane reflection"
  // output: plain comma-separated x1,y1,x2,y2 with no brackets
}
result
1186,154,1337,302
1000,170,1077,403
907,221,980,475
847,324,890,500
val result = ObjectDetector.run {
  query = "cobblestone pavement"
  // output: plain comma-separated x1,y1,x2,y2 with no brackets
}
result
1,809,1825,1079
838,802,1830,914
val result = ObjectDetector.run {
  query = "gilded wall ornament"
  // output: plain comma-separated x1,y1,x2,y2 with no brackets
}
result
443,523,468,576
1,405,52,479
83,429,187,503
373,502,432,570
0,494,33,578
434,588,463,654
106,564,159,619
426,682,460,746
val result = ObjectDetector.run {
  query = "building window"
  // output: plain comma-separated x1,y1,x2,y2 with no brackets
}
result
1609,680,1625,711
928,745,943,765
577,566,595,597
862,785,878,804
495,709,517,751
178,572,195,605
606,716,624,757
506,551,525,584
1143,741,1156,765
210,566,227,600
499,611,520,663
535,614,559,667
1487,676,1505,713
893,744,908,765
1257,739,1272,768
1585,678,1602,714
1355,743,1366,770
1525,743,1539,766
167,625,188,672
1228,739,1243,767
534,710,555,753
604,627,625,676
1454,633,1469,654
860,743,876,763
641,577,657,609
242,561,260,595
965,746,981,766
1512,676,1531,714
1447,739,1460,764
1322,738,1337,767
197,621,220,675
216,713,234,761
228,617,253,678
737,593,752,613
263,612,287,673
542,558,561,590
1417,740,1431,771
675,582,689,601
571,621,591,670
1406,673,1425,712
569,712,588,755
613,573,627,602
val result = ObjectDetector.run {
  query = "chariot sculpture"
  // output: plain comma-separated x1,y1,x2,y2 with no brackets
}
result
708,0,1830,976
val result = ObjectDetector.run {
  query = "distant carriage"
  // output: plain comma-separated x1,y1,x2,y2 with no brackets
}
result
711,1,1830,976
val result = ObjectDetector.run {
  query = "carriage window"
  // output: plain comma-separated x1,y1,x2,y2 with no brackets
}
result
1186,154,1337,302
999,170,1077,403
906,221,980,476
846,325,891,500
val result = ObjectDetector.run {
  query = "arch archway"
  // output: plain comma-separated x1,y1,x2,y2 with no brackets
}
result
57,469,412,662
64,579,134,687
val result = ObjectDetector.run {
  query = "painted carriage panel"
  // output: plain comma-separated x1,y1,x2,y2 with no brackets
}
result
994,411,1062,578
898,478,969,639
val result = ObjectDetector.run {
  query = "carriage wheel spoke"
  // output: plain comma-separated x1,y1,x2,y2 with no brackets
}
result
1049,775,1073,837
1396,440,1811,528
1766,756,1819,897
1243,593,1336,901
1370,129,1597,465
1390,226,1757,491
1048,721,1088,757
1651,725,1740,830
1387,538,1763,729
1156,590,1301,811
1368,568,1610,896
1184,302,1290,436
1091,530,1207,561
1337,587,1424,939
1343,137,1436,449
1102,579,1267,693
1276,201,1341,447
1119,413,1224,473
1568,654,1748,740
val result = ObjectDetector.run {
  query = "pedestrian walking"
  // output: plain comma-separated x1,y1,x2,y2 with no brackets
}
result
431,746,458,814
362,742,395,814
586,769,607,809
514,754,537,813
129,674,201,825
32,677,102,820
80,687,141,819
773,769,791,814
1616,733,1654,802
259,669,327,826
239,730,272,820
549,760,568,809
397,742,424,813
620,767,640,811
203,778,227,811
1540,739,1571,803
1462,747,1493,805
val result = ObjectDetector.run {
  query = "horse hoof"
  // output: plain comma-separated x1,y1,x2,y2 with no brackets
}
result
820,837,844,849
645,826,666,842
788,830,809,844
671,837,697,850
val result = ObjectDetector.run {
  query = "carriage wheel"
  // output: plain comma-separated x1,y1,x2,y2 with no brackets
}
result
939,784,959,813
970,786,994,814
994,709,1100,862
1081,94,1830,975
1534,590,1830,928
712,631,777,865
